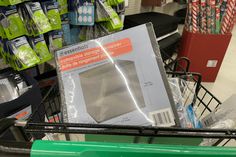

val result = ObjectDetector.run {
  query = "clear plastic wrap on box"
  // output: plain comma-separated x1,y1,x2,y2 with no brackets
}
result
55,23,180,126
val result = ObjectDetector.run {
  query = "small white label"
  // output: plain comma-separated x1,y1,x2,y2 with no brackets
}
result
149,108,175,127
207,60,218,67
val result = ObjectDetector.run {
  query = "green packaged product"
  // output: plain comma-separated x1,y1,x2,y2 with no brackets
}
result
95,1,110,22
0,24,6,38
8,48,16,70
42,1,62,30
49,30,63,52
0,0,23,6
0,6,26,40
95,1,112,22
104,14,123,32
100,3,123,32
1,40,9,64
3,50,10,65
25,2,52,36
29,35,52,64
2,41,16,69
107,0,124,6
8,36,40,71
57,0,68,15
0,39,4,59
18,5,34,36
0,39,3,57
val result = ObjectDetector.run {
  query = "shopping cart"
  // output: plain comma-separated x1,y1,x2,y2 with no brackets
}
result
1,57,236,157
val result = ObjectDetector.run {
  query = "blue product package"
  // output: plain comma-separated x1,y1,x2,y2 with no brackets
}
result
49,30,63,52
77,5,94,25
69,0,94,26
69,11,77,25
62,22,71,45
70,26,80,44
186,105,202,128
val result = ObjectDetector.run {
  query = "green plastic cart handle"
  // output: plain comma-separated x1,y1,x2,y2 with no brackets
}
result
31,141,236,157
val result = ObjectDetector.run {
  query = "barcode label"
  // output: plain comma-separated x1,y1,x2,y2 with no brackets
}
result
203,117,214,127
201,113,216,127
149,108,175,127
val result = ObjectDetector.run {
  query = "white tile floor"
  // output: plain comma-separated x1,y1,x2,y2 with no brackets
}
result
203,27,236,102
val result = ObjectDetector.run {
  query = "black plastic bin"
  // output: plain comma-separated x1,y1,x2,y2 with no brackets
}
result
124,12,181,60
124,12,180,38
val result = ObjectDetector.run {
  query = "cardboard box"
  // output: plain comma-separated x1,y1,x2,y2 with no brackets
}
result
55,23,180,126
180,30,232,82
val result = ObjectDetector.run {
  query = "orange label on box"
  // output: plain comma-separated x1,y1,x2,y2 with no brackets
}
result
59,38,133,72
15,111,28,120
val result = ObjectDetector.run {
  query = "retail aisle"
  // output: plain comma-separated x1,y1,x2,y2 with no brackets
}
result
203,27,236,102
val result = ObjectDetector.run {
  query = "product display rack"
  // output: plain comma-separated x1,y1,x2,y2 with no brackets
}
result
0,0,126,71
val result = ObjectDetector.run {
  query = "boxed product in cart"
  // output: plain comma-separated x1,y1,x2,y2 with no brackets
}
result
55,23,180,126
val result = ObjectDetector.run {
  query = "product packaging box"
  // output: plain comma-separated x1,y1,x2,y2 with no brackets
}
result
55,23,180,126
0,5,26,40
180,29,232,82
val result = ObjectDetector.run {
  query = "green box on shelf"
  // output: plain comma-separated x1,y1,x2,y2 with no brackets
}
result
8,36,40,71
0,25,6,38
49,30,63,52
0,5,26,40
25,2,52,36
104,15,123,32
42,1,62,31
57,0,68,15
107,0,124,6
29,35,52,64
99,4,123,32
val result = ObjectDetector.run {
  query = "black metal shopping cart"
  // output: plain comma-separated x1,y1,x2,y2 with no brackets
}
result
1,57,236,157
